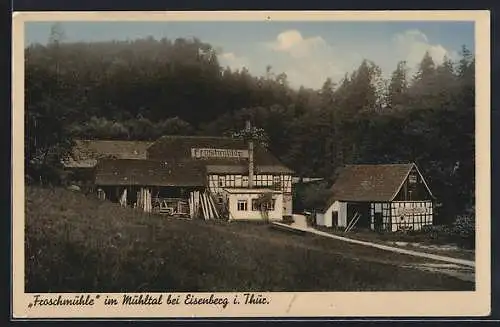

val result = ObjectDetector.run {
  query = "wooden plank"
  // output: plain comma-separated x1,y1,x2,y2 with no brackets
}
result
345,212,360,233
147,189,151,212
204,193,214,219
200,192,208,220
208,194,220,219
194,191,199,218
189,192,194,219
206,193,213,219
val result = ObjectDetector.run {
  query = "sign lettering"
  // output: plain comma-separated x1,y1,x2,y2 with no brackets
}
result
191,148,249,159
396,207,428,216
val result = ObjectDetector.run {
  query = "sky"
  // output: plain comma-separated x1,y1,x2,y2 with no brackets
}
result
25,21,475,90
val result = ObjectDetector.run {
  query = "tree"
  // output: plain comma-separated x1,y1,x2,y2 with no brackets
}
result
413,51,436,83
48,23,66,46
25,98,73,185
408,51,440,109
434,56,458,107
319,78,335,108
387,61,409,111
335,60,385,116
457,45,473,78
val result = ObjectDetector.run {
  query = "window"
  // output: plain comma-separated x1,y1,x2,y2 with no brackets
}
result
218,176,225,187
251,198,276,211
409,173,417,184
237,200,248,211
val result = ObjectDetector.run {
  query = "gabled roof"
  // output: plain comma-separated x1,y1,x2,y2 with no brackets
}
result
94,159,205,187
147,135,293,173
63,140,153,168
322,163,434,209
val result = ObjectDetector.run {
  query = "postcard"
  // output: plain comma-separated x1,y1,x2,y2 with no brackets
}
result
12,10,491,319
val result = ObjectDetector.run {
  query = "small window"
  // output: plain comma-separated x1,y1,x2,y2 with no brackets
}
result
237,200,248,211
409,173,417,184
218,176,225,187
251,198,276,211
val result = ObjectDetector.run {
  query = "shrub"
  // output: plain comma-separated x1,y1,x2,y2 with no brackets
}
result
452,211,475,249
282,215,294,224
452,212,475,238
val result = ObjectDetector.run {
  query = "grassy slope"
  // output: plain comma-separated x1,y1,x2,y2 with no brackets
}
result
25,186,473,292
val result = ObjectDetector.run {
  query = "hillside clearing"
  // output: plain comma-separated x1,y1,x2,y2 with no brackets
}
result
25,186,473,292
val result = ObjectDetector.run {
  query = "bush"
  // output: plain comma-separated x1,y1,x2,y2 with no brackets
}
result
282,215,294,224
452,212,475,238
417,212,475,249
452,212,475,249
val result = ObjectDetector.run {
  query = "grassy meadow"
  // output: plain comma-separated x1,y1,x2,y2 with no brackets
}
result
25,186,473,292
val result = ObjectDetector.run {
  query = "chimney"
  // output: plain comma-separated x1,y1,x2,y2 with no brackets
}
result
246,120,254,189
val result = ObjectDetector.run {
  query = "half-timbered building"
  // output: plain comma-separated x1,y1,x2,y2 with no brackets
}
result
316,163,435,232
147,135,294,218
64,132,294,221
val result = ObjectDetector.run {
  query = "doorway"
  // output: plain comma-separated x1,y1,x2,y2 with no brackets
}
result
374,212,383,232
346,202,371,229
331,211,339,228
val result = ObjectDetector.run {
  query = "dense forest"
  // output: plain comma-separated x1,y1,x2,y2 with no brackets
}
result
25,25,475,224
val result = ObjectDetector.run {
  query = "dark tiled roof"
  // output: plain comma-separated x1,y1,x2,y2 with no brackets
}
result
323,163,417,208
63,140,153,168
94,159,206,187
147,135,290,169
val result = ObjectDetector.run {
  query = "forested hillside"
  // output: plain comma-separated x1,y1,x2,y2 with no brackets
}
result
25,30,475,224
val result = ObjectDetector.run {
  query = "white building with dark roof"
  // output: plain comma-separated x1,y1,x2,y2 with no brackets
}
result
316,163,435,232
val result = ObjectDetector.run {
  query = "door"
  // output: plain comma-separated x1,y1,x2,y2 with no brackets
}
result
331,211,339,228
347,203,371,229
374,212,383,232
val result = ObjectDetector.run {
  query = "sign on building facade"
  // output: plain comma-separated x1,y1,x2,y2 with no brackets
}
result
191,148,249,159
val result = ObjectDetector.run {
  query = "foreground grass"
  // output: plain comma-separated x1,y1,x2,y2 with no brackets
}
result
26,186,473,292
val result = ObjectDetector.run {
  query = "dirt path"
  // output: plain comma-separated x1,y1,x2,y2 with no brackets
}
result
280,216,475,283
288,216,474,266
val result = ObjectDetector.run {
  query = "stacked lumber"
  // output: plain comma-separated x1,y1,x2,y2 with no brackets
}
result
188,190,221,220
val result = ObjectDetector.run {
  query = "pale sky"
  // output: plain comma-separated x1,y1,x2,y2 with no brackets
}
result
25,21,475,90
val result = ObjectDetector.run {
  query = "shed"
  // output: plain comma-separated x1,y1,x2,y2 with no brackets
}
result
62,140,153,183
94,159,206,215
316,163,435,232
63,140,153,168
